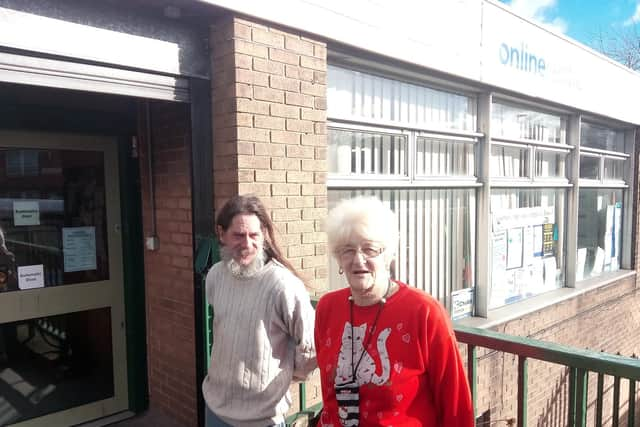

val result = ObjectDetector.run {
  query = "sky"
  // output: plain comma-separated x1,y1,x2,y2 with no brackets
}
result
500,0,640,47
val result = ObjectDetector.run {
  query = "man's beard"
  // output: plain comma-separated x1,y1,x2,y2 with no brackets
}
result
220,246,267,279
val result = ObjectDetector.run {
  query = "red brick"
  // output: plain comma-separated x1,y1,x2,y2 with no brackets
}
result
255,169,287,182
271,130,301,145
252,27,285,48
269,47,300,65
270,75,300,92
284,36,315,56
300,55,326,71
271,183,301,195
271,157,301,170
287,145,315,158
270,103,300,119
253,57,285,75
254,86,284,103
285,92,314,108
254,115,285,130
286,119,314,133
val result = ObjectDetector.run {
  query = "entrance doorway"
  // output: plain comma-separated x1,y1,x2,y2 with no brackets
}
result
0,131,128,426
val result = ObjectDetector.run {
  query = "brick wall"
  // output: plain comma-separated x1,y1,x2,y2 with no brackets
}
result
472,276,640,426
139,101,197,426
210,14,328,292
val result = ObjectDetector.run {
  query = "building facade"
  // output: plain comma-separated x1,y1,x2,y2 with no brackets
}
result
0,0,638,426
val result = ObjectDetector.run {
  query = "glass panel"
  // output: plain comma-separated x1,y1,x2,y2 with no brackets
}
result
490,189,566,308
0,149,109,292
491,145,529,178
328,65,476,131
492,102,566,144
328,129,408,176
0,308,114,424
415,137,475,177
579,155,600,180
581,122,625,152
603,158,625,181
535,149,566,178
577,189,623,280
328,188,476,311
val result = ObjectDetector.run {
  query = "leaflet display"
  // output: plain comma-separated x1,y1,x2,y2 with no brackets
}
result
490,206,558,308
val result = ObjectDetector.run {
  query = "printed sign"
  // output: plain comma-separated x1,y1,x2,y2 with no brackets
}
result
452,288,474,320
63,226,97,272
18,264,44,290
13,200,40,226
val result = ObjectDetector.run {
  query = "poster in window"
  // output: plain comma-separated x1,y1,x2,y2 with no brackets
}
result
507,227,523,270
542,223,555,256
576,248,587,281
543,257,557,289
63,226,97,272
593,247,605,276
612,203,622,270
523,225,535,265
533,225,544,257
18,264,44,290
13,200,40,226
452,288,474,320
604,205,614,267
492,230,507,271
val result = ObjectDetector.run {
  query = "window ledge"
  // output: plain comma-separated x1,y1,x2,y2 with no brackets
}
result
456,270,636,329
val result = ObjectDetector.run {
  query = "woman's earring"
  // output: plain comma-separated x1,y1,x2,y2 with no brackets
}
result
338,267,344,275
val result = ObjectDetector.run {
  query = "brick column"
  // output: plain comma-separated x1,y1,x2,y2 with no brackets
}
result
210,15,328,291
139,102,197,426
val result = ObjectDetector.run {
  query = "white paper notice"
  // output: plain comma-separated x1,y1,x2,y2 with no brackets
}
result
523,225,534,265
507,227,523,270
63,226,97,272
543,257,557,289
576,248,587,281
18,265,44,290
13,201,40,226
593,247,605,276
533,225,543,257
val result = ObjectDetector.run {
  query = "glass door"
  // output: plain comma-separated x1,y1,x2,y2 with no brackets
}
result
0,131,128,426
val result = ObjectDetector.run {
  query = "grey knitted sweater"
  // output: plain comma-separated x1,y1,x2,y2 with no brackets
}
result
202,259,316,427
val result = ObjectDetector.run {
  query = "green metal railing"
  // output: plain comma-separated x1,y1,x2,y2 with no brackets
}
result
456,325,640,427
289,325,640,427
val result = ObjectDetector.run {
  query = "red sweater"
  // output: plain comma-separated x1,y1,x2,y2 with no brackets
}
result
314,281,474,427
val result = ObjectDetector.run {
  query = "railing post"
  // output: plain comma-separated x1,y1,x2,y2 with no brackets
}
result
612,376,620,427
595,372,604,427
568,367,576,427
628,378,636,427
574,368,588,427
517,356,528,427
299,382,307,413
467,344,477,418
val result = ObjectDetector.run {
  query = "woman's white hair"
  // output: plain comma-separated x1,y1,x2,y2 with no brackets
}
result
326,196,399,262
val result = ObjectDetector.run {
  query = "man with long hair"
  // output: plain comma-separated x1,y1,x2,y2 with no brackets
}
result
202,195,316,427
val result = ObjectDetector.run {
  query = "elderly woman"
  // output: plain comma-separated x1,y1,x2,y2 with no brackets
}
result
314,196,474,427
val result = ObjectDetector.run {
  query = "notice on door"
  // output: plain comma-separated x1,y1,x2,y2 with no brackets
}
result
18,264,45,290
63,226,97,272
13,200,40,226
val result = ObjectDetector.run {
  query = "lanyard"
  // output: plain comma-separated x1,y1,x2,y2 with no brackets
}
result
348,279,392,381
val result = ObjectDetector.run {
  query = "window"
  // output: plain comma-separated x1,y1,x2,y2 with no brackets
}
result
490,189,565,308
327,66,478,314
489,102,569,308
577,123,629,280
326,65,636,318
328,129,408,177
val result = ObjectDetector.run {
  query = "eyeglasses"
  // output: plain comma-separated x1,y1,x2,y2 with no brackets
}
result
337,245,385,262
